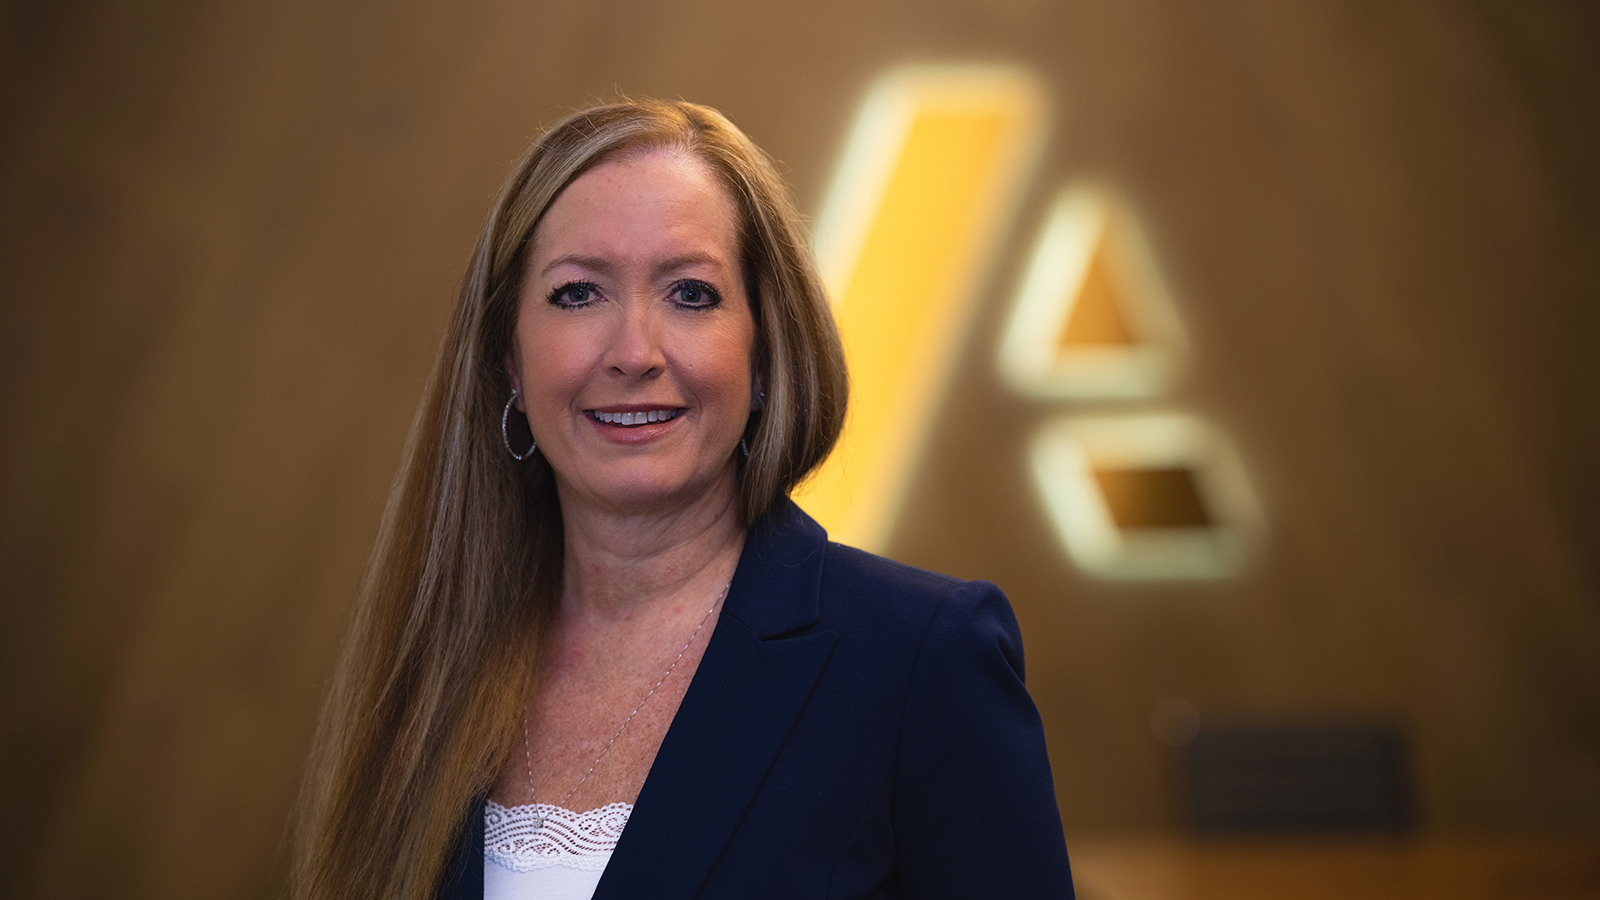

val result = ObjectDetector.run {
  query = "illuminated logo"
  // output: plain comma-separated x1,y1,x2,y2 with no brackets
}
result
1000,184,1262,579
803,66,1263,580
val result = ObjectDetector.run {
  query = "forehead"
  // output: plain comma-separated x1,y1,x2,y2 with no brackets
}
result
530,148,740,271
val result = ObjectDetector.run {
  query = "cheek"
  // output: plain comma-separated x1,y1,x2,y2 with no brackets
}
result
519,321,588,389
705,329,756,404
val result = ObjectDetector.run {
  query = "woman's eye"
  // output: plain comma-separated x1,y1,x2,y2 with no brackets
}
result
548,281,598,308
672,280,721,309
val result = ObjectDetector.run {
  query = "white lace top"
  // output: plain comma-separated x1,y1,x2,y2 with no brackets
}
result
483,800,632,900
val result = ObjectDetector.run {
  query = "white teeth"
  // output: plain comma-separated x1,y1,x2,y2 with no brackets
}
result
594,409,678,426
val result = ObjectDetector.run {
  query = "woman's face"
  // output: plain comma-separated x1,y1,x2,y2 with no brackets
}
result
507,148,759,517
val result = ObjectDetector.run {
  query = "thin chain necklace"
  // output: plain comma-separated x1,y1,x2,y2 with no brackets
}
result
521,581,729,827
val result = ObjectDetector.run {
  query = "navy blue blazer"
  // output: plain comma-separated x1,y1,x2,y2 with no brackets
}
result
438,499,1074,899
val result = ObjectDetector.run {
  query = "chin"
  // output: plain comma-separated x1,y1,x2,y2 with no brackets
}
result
612,466,740,513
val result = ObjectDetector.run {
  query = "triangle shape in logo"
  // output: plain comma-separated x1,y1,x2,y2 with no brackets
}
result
999,184,1186,399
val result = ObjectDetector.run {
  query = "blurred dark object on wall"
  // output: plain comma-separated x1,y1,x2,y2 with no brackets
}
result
1184,722,1413,834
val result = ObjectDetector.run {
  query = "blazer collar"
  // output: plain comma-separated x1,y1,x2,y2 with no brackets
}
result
722,497,828,639
592,498,837,899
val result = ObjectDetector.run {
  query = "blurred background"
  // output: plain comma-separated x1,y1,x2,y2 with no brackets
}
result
2,0,1598,898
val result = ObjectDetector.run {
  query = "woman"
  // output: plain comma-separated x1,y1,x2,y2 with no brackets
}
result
292,99,1073,900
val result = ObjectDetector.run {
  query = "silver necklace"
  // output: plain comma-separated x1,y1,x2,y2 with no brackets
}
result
521,581,729,827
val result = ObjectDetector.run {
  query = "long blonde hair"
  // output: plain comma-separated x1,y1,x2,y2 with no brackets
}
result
290,99,847,900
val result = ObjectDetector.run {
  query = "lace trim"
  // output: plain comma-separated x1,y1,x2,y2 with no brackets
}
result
484,799,632,873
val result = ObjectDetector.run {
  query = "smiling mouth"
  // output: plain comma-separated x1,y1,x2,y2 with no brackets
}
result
590,409,681,427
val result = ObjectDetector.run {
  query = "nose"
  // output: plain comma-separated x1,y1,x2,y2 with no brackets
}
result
603,298,665,379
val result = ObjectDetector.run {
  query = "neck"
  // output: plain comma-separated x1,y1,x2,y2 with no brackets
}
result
555,471,746,626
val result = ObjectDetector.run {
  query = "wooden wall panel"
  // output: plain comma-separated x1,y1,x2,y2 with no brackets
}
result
1,1,1595,897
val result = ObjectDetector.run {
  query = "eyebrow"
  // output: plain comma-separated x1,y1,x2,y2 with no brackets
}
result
541,254,614,277
653,252,727,276
540,251,731,280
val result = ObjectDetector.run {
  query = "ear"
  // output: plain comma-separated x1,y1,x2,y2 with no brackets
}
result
504,352,526,412
750,370,766,413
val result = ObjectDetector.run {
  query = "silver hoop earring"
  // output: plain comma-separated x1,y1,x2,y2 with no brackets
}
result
502,390,536,461
740,438,750,458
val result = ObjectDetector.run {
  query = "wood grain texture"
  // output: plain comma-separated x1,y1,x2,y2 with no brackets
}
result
1,1,1596,897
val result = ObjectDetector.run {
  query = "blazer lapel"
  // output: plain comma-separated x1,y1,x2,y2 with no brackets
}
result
593,500,836,899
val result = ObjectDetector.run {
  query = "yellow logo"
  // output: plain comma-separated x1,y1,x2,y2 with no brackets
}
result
800,66,1263,580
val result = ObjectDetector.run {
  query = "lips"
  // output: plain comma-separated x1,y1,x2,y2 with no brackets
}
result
590,408,682,427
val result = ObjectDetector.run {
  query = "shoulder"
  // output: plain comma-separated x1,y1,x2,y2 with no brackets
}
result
732,499,1022,673
818,541,964,605
815,541,1026,681
815,544,1068,895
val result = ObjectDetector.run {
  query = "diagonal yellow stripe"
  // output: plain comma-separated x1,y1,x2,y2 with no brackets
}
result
795,67,1048,551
